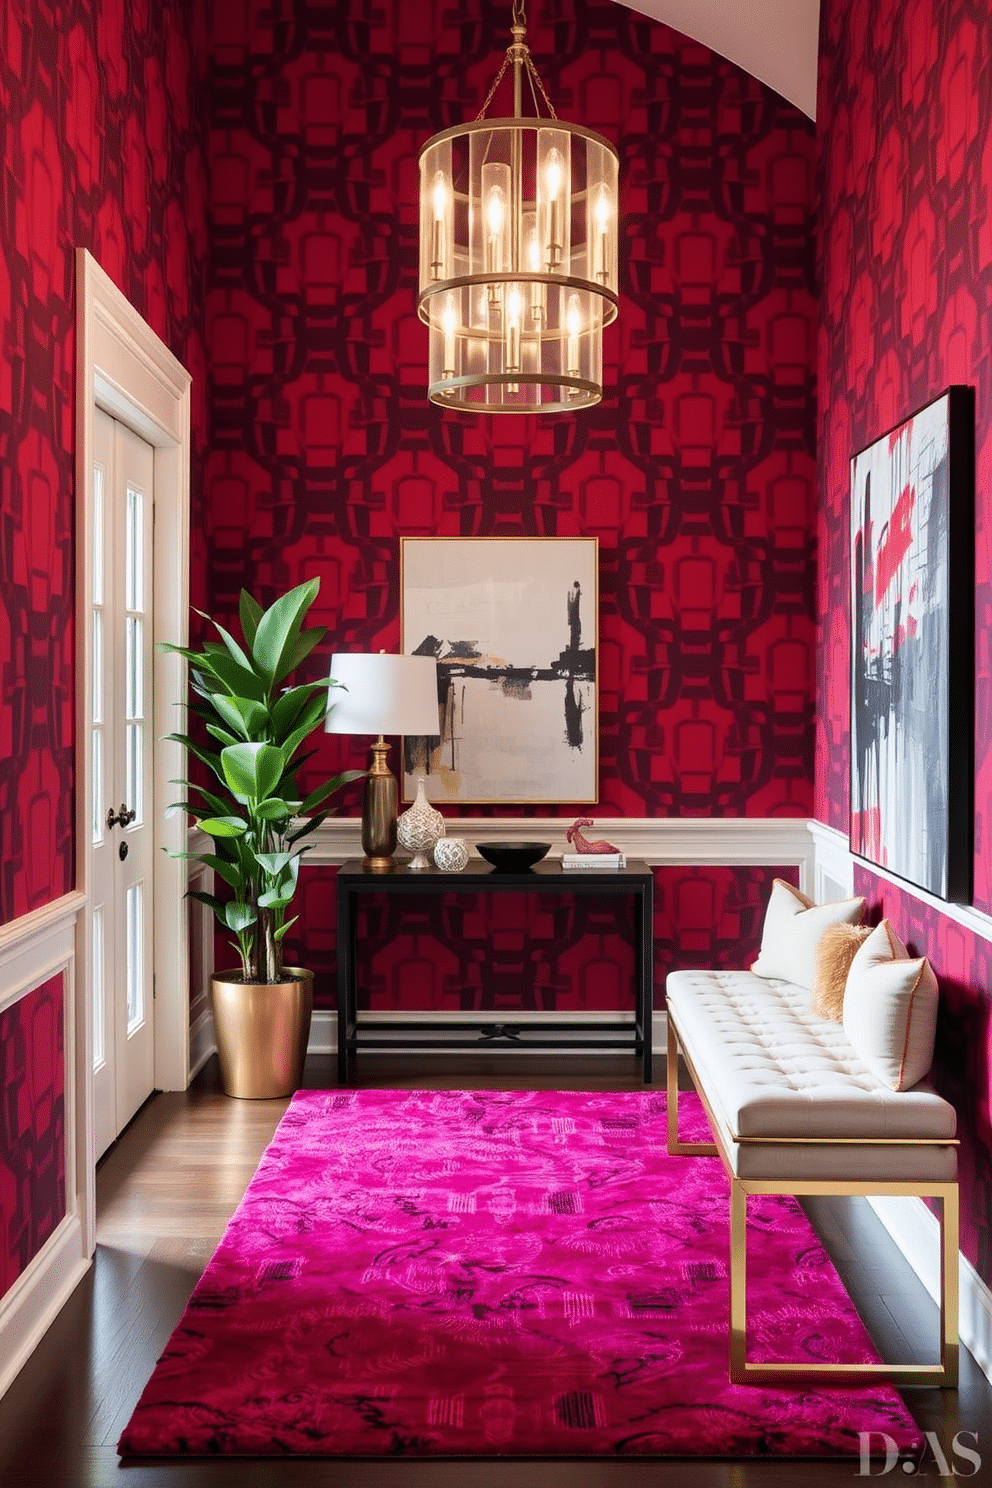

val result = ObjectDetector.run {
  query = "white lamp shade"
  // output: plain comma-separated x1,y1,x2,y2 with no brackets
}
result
325,653,440,737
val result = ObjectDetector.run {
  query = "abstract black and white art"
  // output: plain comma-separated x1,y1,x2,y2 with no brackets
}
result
849,387,973,901
401,537,598,803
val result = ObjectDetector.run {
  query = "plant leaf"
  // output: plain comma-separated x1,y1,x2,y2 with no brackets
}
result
255,798,291,821
199,815,248,837
212,621,256,678
220,742,286,801
223,901,258,933
239,590,263,649
270,684,319,739
205,723,241,749
273,917,298,943
258,888,293,910
164,733,224,780
253,850,298,876
188,888,225,914
281,623,326,678
173,852,242,889
298,770,366,816
250,579,320,690
193,647,266,700
213,694,269,740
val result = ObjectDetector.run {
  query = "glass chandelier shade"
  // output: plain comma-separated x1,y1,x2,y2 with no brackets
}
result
417,15,619,414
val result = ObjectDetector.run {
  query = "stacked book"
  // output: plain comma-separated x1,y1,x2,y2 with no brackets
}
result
561,852,626,870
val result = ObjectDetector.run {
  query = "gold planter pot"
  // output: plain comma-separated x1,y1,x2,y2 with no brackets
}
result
211,967,314,1099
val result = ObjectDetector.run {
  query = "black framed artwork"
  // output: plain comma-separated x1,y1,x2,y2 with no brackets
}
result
849,385,974,902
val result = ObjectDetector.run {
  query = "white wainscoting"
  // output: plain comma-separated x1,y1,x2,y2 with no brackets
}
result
305,815,816,878
808,820,992,1386
0,892,90,1399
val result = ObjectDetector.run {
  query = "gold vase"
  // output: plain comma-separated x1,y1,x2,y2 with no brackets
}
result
211,967,314,1099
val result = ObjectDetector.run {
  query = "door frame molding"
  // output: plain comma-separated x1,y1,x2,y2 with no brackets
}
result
74,248,192,1252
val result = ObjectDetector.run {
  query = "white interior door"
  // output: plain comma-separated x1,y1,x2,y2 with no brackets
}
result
91,408,156,1157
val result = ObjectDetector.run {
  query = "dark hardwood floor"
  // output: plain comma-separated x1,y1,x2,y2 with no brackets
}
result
0,1051,989,1488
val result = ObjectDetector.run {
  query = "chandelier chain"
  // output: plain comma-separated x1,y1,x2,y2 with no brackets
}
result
512,0,526,24
524,52,558,120
475,25,559,122
475,53,513,120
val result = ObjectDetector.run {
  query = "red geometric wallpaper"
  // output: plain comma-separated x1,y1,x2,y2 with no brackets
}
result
205,0,818,826
0,0,210,926
0,975,65,1298
206,0,818,1014
279,862,796,1014
818,0,992,1282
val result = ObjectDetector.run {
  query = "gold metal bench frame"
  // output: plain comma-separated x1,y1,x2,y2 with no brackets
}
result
666,1014,959,1388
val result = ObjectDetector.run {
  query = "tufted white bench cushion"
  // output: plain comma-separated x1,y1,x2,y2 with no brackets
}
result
666,968,957,1182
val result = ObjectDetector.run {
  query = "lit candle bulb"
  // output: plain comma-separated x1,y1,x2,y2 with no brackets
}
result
593,183,612,284
486,185,505,305
431,171,448,281
544,148,563,269
442,295,457,378
566,293,581,379
506,285,522,392
527,225,545,327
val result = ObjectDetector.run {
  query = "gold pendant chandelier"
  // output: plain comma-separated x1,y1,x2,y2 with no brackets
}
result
417,1,619,414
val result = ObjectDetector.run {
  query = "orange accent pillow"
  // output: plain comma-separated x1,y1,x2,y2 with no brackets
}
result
812,923,872,1021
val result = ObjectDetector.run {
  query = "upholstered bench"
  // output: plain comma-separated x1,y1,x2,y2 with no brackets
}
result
665,881,960,1388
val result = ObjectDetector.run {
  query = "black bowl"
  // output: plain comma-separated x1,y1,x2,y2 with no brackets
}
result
475,841,551,873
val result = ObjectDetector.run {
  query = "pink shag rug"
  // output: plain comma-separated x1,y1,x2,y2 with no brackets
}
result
119,1089,922,1459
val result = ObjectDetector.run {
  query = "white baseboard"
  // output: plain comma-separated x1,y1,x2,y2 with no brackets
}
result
188,1005,216,1080
0,1215,90,1399
869,1197,992,1386
310,1007,668,1058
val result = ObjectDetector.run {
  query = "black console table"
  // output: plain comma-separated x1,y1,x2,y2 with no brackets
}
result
335,857,655,1085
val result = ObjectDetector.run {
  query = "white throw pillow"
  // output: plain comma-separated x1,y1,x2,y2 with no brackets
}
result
751,878,866,990
842,919,939,1091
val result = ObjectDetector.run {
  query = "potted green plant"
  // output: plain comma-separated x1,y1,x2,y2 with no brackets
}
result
166,577,363,1098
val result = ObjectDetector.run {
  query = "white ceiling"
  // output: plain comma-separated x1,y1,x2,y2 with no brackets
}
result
610,0,820,119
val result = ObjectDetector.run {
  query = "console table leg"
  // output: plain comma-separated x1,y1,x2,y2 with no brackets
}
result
638,881,654,1084
336,879,352,1085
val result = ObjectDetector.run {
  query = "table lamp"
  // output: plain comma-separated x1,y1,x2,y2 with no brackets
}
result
325,652,440,870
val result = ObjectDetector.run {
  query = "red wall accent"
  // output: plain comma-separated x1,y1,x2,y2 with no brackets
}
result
0,976,65,1300
205,0,818,828
279,862,796,1014
206,0,818,1012
818,0,992,1281
0,0,210,926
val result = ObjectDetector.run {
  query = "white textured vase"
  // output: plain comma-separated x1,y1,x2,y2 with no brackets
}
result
433,837,469,872
396,777,446,869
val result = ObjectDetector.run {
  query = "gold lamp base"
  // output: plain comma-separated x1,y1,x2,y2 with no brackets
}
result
362,736,398,870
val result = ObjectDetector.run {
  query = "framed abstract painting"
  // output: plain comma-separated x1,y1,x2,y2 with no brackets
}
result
849,386,974,901
400,536,598,804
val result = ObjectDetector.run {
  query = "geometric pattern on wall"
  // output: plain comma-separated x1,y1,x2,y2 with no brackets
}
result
818,0,992,1286
281,861,793,1015
816,0,992,910
207,0,819,829
0,974,65,1299
0,0,210,923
